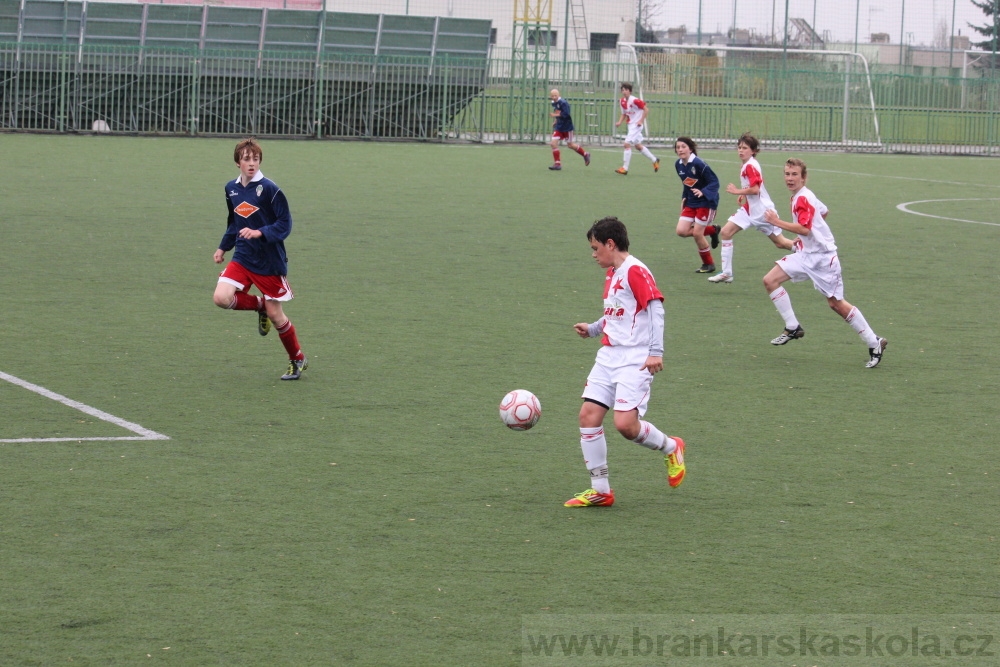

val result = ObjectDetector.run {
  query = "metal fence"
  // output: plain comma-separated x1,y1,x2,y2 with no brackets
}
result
2,40,999,154
0,43,489,138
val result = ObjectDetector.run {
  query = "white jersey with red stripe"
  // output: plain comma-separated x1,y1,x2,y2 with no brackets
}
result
739,156,775,220
789,186,836,253
598,255,664,349
619,95,647,127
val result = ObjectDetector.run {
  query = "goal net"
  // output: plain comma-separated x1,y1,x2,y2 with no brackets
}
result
614,43,882,151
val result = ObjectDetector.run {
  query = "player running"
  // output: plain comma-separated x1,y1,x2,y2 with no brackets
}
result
548,89,590,170
212,138,308,380
565,217,686,508
762,158,888,368
708,133,794,284
672,136,722,273
613,83,659,175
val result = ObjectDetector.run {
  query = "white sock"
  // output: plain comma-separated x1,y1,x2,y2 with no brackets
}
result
769,287,799,329
580,427,608,491
590,466,611,494
631,420,667,451
623,148,632,170
845,307,879,347
640,146,657,162
720,239,733,275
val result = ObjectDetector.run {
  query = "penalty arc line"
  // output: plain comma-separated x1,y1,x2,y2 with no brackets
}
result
895,199,1000,227
0,371,170,443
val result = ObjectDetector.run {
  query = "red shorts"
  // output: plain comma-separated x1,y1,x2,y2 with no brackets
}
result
219,261,294,302
680,207,717,225
552,130,574,141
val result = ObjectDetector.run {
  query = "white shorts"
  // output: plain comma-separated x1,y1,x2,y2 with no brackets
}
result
775,251,844,299
624,124,645,145
728,207,780,236
582,345,653,416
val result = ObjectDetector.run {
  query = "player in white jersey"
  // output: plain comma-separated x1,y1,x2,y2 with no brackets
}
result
565,217,687,508
707,133,794,284
762,158,888,368
613,83,660,175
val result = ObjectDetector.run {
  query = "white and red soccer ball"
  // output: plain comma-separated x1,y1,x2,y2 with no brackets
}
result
499,389,541,431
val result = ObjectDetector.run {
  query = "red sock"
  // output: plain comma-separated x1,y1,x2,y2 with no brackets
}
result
231,292,262,311
552,149,561,164
574,146,586,156
698,248,715,265
276,319,304,360
705,225,718,236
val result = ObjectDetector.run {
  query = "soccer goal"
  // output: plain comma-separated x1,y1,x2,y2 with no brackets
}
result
614,42,882,151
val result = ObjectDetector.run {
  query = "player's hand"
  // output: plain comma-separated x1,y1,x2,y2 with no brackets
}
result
641,356,663,375
726,183,740,195
574,323,591,338
764,209,779,224
213,249,226,264
238,227,262,239
691,188,702,198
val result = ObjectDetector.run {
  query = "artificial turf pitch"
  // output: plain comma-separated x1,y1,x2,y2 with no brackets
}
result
1,134,998,665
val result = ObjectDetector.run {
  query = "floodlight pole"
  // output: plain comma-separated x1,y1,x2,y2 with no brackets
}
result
697,0,703,46
731,0,737,43
898,0,905,73
853,0,860,52
949,0,957,70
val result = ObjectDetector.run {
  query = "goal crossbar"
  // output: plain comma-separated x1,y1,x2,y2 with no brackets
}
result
616,43,882,148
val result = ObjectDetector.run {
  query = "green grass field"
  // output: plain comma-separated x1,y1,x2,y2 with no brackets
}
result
1,134,999,665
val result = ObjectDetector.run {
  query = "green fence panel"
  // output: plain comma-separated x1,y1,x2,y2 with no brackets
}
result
21,0,82,44
0,0,20,42
83,2,143,47
143,5,203,50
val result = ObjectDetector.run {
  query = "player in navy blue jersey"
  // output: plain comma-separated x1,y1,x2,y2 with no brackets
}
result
212,138,308,380
547,89,590,170
672,137,722,273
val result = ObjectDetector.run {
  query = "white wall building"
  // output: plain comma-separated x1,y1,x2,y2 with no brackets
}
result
322,1,635,51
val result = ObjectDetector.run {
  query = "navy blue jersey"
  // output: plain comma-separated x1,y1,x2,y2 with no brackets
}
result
551,97,574,133
220,172,292,276
674,155,720,209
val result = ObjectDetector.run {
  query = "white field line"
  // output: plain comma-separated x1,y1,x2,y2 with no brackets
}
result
0,371,169,443
896,198,1000,227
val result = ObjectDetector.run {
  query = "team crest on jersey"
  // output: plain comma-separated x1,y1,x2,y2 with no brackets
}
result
256,185,263,197
683,177,698,187
234,201,259,218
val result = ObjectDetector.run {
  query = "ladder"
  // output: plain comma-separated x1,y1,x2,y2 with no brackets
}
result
567,0,589,56
566,0,599,140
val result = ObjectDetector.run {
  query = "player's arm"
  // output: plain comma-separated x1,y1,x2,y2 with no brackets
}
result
726,183,759,196
700,162,721,205
574,318,605,339
641,298,665,374
252,188,293,243
614,111,627,127
218,194,238,259
763,208,811,235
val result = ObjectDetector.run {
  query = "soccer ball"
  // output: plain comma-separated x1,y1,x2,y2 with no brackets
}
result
499,389,541,431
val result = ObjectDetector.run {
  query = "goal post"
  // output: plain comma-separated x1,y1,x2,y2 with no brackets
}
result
614,42,882,151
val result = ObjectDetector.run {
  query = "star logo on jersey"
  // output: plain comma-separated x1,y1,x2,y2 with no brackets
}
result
611,277,625,294
683,177,698,187
234,201,259,218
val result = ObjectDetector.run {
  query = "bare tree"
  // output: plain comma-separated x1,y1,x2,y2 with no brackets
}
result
934,17,950,49
636,0,664,43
